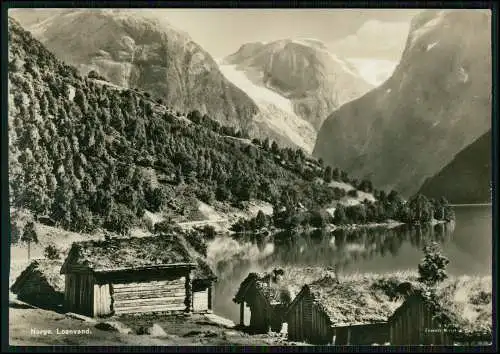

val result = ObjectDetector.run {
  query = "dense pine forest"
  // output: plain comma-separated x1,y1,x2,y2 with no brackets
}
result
8,18,453,239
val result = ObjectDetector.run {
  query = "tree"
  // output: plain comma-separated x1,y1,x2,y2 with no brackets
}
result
200,225,217,240
323,166,333,183
254,210,268,229
439,197,455,222
332,168,340,181
334,205,347,225
104,203,135,235
44,244,61,260
187,110,203,124
408,194,433,223
271,141,279,155
418,242,449,286
310,209,329,228
22,221,38,261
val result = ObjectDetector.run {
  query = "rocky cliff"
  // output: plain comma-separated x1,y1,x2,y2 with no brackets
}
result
313,10,491,196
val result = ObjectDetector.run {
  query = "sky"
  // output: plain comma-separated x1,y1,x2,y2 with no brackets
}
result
149,9,422,60
10,8,422,61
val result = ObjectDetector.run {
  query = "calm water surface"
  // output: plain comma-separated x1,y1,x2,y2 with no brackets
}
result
207,205,492,324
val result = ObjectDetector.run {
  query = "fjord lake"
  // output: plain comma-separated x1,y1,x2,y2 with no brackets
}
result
209,204,492,324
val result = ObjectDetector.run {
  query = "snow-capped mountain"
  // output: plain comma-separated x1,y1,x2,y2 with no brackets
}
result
218,62,317,153
10,9,260,131
314,10,492,197
222,38,374,132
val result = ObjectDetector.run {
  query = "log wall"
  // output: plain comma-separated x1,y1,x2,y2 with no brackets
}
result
112,277,187,315
65,267,193,317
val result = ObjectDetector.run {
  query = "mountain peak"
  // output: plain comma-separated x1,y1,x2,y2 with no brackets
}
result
314,9,491,197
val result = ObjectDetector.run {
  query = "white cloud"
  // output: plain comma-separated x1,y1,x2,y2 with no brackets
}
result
329,20,411,61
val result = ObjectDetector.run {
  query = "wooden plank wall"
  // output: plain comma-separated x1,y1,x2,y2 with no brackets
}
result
64,273,94,316
335,323,389,345
19,274,63,308
287,293,333,344
390,298,453,345
93,283,112,317
249,292,270,333
192,288,209,313
310,302,332,344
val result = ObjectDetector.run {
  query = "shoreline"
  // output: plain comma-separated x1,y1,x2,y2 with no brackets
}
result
450,203,492,207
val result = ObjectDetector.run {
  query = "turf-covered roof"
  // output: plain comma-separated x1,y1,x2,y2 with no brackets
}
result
233,266,331,306
11,259,65,294
61,234,196,273
390,275,492,341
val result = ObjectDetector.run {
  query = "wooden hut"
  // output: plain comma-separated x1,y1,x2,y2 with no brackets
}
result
60,235,201,317
191,257,217,313
389,277,492,345
11,259,65,309
233,267,329,333
233,271,291,333
285,275,403,345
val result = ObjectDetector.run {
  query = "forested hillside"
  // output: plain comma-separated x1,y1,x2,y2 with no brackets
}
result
7,18,362,235
8,18,453,240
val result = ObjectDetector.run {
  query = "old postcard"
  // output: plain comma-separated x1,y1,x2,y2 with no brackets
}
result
5,6,493,348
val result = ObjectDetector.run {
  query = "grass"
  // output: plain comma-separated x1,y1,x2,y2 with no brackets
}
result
431,275,492,337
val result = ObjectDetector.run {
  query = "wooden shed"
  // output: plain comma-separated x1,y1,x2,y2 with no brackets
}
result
233,271,292,333
285,275,402,345
11,259,65,309
60,235,200,317
388,277,492,345
191,257,217,313
233,267,329,334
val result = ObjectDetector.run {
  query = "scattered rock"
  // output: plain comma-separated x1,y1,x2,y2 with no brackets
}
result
183,330,203,337
66,312,97,323
183,329,219,338
95,321,133,334
204,313,235,328
203,330,218,338
146,323,167,337
223,330,241,337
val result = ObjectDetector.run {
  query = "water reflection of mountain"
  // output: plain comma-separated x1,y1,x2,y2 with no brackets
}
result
270,223,453,270
213,224,455,276
209,223,455,323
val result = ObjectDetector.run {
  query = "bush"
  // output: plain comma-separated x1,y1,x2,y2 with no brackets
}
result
418,242,449,286
44,244,61,260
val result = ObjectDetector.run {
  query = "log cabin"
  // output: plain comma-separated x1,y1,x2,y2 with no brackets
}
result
233,271,290,333
11,259,65,309
388,277,492,345
60,234,215,317
233,267,330,333
285,275,402,345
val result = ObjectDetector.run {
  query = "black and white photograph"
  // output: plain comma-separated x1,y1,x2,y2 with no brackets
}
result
4,5,494,348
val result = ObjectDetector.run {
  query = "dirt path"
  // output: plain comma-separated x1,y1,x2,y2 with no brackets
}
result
9,305,291,346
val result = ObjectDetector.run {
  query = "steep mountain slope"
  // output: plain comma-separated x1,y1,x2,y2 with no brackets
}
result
419,131,492,204
314,10,492,197
222,39,374,131
8,17,376,237
218,61,317,153
10,9,258,130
